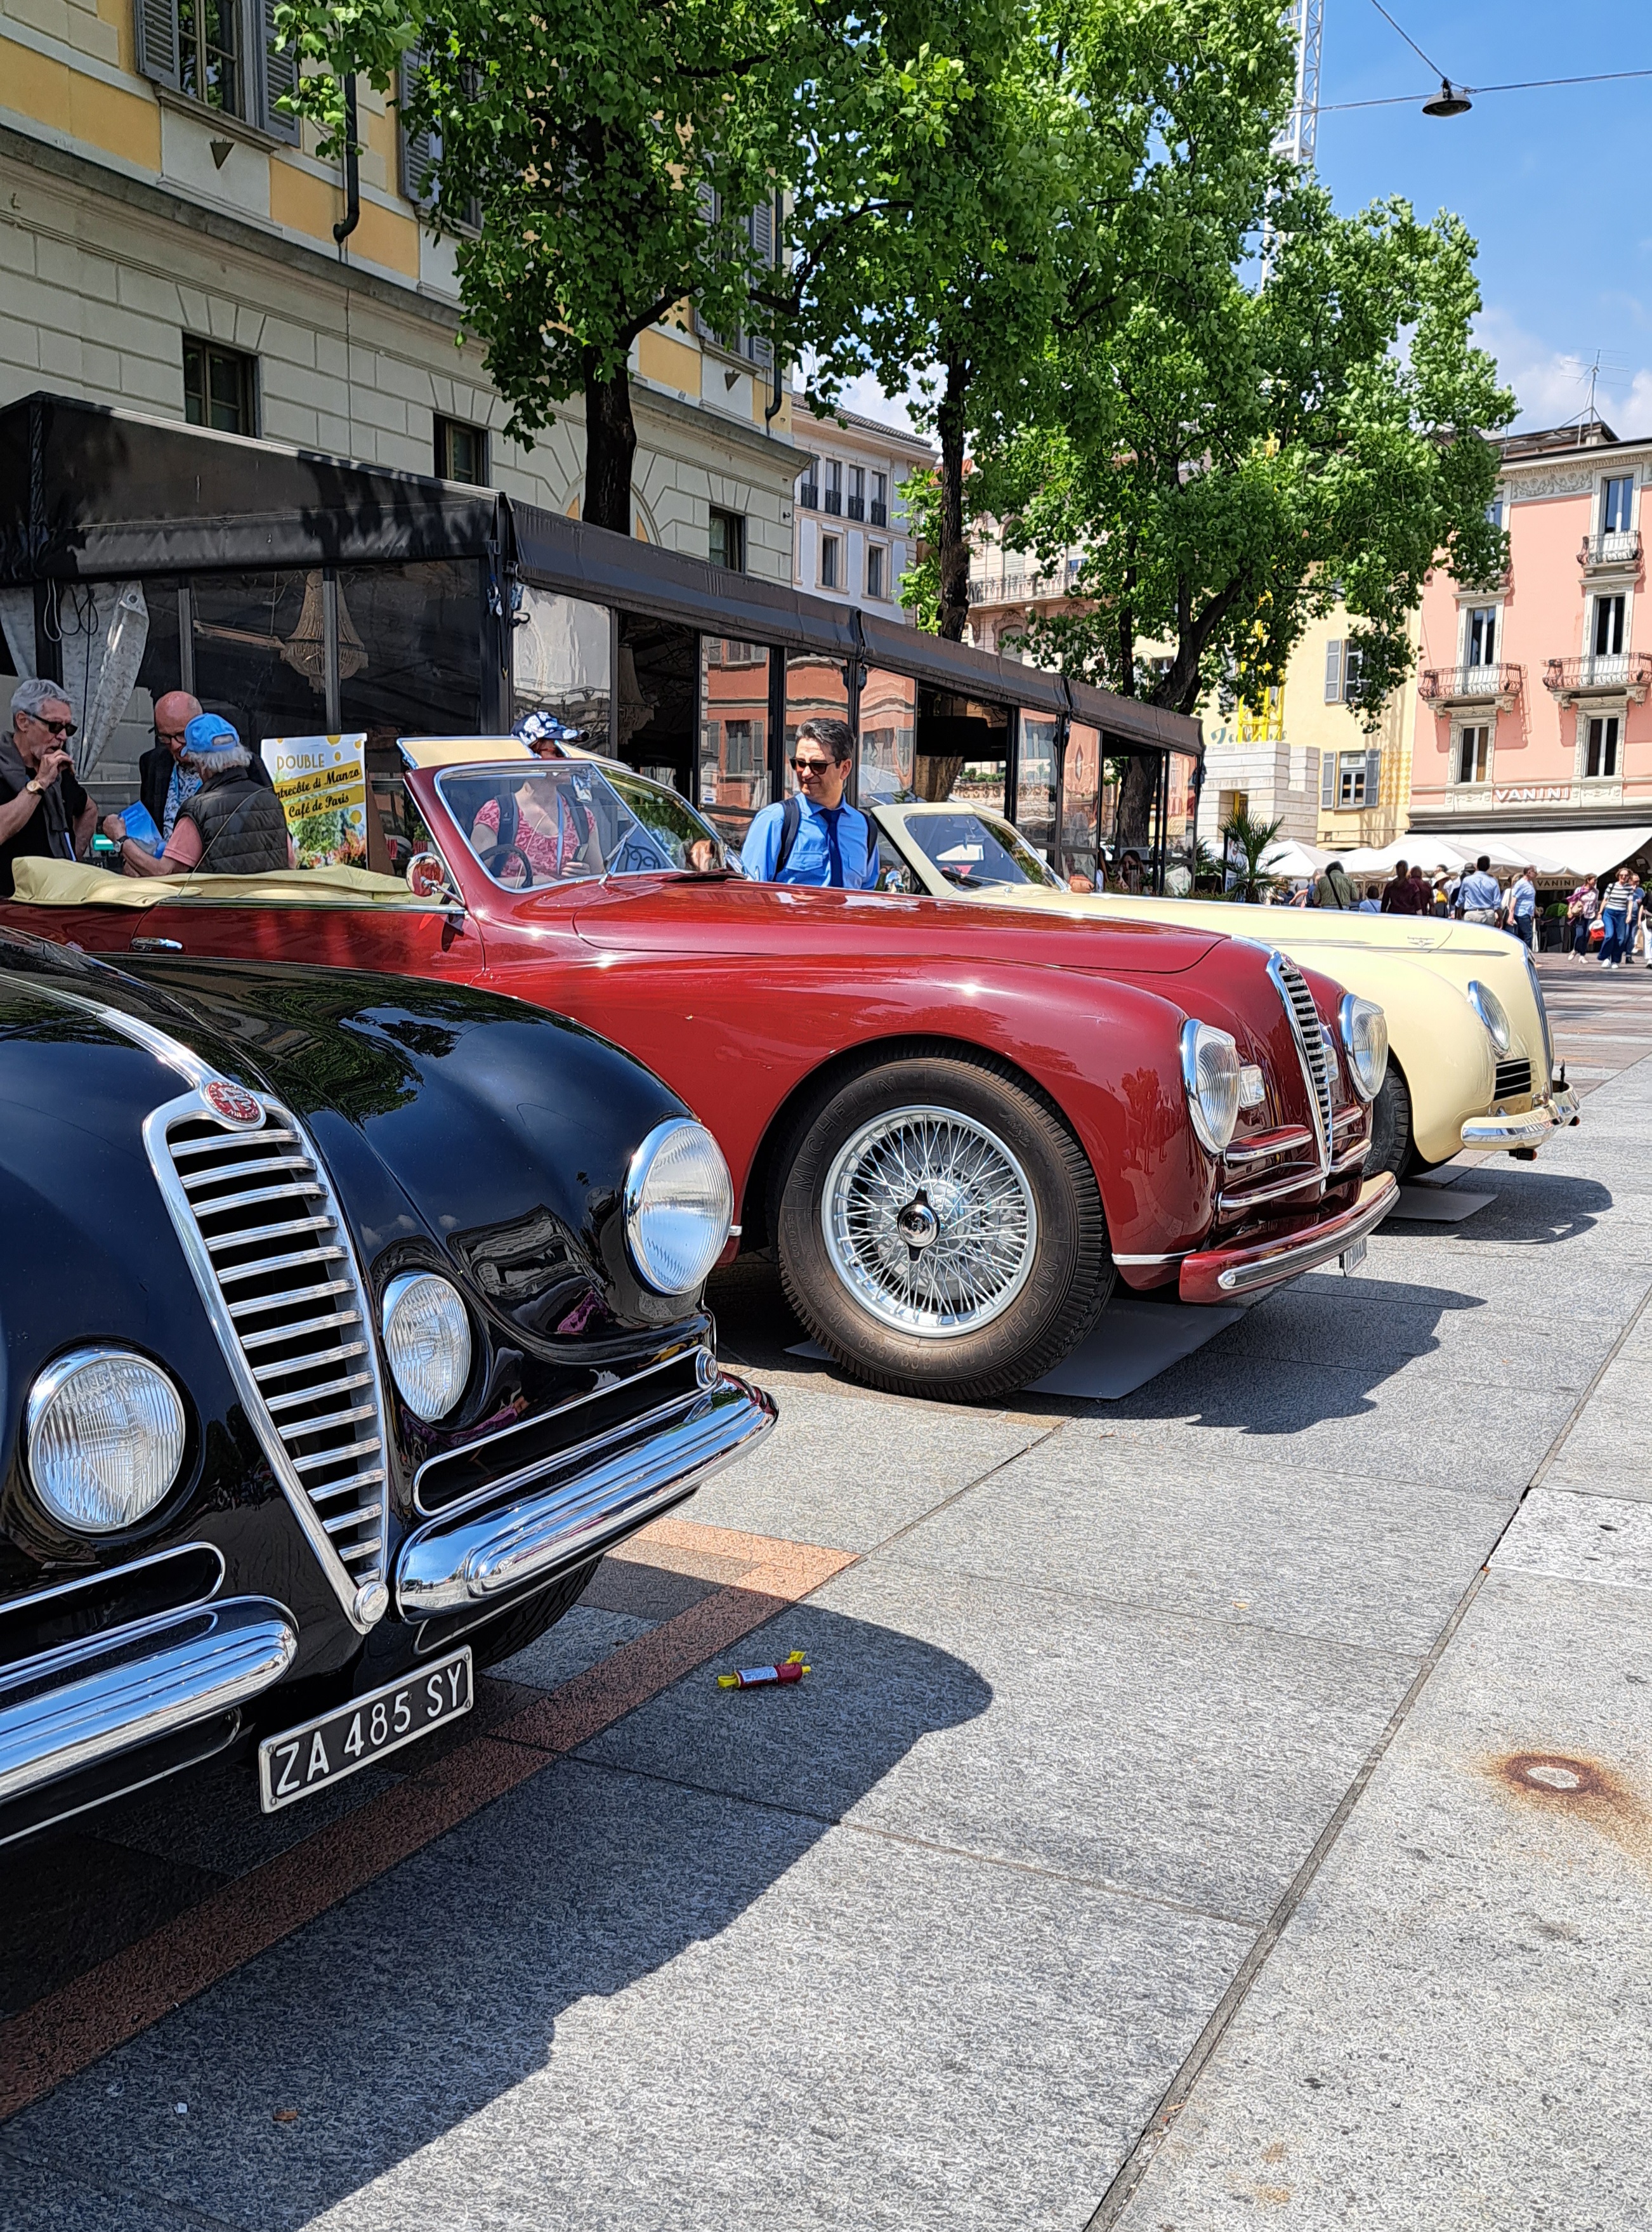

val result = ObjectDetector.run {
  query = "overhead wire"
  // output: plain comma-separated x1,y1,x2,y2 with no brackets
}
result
1319,67,1652,114
1365,0,1452,83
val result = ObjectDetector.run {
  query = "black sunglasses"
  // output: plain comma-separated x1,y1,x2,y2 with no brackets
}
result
789,756,836,774
25,714,76,738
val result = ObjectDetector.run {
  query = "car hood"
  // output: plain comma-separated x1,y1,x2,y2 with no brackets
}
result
562,874,1227,976
964,884,1468,954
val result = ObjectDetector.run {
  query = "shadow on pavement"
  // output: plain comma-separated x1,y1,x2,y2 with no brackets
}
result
0,1604,993,2231
1383,1170,1611,1247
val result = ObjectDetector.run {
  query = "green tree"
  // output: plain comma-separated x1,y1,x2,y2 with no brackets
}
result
974,0,1512,713
277,0,830,531
1217,805,1285,903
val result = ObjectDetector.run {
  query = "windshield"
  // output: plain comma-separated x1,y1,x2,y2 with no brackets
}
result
900,811,1061,892
436,761,730,889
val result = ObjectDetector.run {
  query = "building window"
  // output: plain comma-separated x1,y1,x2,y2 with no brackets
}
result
1603,477,1634,535
866,544,886,601
1337,752,1367,807
1321,638,1365,704
723,718,756,775
1465,606,1497,669
709,508,745,572
434,416,488,484
797,462,818,510
870,471,888,528
1594,594,1626,657
134,0,301,141
823,460,842,516
183,338,255,435
1486,495,1504,529
1455,725,1491,784
820,535,841,590
1585,714,1621,780
848,466,865,522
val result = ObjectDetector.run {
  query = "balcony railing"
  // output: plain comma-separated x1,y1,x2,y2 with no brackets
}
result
869,499,888,527
797,482,818,510
967,571,1072,606
823,490,842,516
1417,662,1523,707
1579,530,1641,570
1544,652,1652,704
846,495,865,521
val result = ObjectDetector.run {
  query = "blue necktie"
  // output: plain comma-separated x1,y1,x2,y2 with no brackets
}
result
820,806,845,888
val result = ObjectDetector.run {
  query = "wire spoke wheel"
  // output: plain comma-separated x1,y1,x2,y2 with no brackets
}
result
821,1105,1039,1339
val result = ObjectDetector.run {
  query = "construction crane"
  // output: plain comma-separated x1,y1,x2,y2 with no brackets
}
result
1275,0,1324,170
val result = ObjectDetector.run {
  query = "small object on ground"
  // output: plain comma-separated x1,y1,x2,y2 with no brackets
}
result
718,1650,810,1690
273,2109,299,2124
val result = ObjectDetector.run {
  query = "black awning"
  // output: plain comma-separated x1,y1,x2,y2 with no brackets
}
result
0,392,504,581
856,610,1068,716
514,501,860,656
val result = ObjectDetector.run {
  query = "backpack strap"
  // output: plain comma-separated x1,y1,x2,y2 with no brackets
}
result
773,794,803,879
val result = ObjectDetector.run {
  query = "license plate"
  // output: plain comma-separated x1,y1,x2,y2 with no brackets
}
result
258,1646,473,1812
1339,1238,1368,1275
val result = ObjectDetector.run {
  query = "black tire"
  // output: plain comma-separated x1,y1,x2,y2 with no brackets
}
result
1367,1060,1413,1178
773,1049,1113,1402
464,1557,599,1670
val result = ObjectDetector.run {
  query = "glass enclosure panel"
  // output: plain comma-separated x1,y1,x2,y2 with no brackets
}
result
784,652,851,793
900,809,1060,893
513,585,611,749
191,571,327,752
1059,722,1101,884
914,687,1010,811
1018,714,1060,860
857,666,917,804
338,561,483,755
436,761,728,888
617,612,698,794
1164,751,1198,895
698,636,771,842
1101,747,1163,891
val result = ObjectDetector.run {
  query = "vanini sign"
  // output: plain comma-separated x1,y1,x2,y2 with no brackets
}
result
1494,785,1571,804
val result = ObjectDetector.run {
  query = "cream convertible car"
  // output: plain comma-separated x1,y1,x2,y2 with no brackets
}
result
872,801,1580,1178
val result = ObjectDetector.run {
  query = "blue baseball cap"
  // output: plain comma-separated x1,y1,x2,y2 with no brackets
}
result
184,714,242,756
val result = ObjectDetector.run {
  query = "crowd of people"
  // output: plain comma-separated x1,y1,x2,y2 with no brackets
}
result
1285,848,1648,965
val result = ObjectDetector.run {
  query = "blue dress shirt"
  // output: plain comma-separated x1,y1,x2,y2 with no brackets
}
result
741,796,881,889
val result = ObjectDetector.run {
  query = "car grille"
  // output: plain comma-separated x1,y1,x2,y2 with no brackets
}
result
147,1092,391,1630
1268,953,1334,1171
1495,1058,1533,1100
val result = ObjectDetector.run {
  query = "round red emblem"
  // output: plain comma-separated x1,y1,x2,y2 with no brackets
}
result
204,1079,263,1128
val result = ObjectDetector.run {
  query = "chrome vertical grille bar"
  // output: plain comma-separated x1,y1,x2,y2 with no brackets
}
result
1267,953,1334,1176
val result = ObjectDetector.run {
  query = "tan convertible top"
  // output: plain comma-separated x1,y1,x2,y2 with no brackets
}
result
10,860,420,909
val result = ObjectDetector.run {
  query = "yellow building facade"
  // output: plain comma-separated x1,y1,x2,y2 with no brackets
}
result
1283,605,1419,851
0,1,800,568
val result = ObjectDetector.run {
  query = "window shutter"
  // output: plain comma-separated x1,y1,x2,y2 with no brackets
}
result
134,0,181,88
745,199,773,368
1323,638,1342,704
1320,752,1335,809
399,52,436,207
261,0,301,143
1363,749,1381,805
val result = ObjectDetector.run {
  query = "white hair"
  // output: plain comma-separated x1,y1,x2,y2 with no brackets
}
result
10,678,73,723
180,740,251,775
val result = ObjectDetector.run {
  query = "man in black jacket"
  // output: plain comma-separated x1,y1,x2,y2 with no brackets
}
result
138,691,273,843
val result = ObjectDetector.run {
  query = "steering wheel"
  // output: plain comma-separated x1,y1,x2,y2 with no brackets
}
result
489,844,536,890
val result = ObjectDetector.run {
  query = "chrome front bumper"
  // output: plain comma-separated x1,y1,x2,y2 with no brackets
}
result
0,1598,299,1812
396,1370,777,1620
1179,1174,1399,1302
1460,1084,1582,1150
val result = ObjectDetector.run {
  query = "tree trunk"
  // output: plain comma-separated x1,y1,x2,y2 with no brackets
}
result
582,355,638,535
934,355,971,642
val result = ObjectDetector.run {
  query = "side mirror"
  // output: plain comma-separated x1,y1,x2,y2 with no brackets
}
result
407,851,462,907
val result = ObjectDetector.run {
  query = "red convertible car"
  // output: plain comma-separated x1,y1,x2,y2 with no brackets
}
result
1,749,1396,1400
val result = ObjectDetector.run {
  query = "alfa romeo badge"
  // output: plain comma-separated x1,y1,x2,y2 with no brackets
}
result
204,1079,263,1128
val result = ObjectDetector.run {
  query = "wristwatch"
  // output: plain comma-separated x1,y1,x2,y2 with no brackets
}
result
23,777,40,795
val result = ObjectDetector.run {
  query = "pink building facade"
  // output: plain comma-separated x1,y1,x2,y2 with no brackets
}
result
1408,418,1652,872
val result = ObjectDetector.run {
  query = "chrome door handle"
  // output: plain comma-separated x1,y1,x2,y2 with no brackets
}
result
128,937,183,952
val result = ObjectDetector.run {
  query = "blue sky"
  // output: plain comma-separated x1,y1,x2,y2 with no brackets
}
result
837,0,1652,438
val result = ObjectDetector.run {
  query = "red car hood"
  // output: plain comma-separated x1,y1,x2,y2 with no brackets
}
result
561,877,1226,976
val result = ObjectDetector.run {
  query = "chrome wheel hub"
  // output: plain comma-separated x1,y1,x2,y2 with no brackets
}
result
821,1106,1038,1339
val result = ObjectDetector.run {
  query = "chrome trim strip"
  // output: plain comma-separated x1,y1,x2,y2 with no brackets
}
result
1329,1138,1370,1176
1210,1179,1397,1294
411,1344,712,1514
397,1372,776,1618
1460,1087,1582,1150
1266,952,1334,1179
1217,1169,1324,1214
0,1596,297,1809
144,1088,395,1634
23,982,218,1090
1111,1251,1188,1265
0,1540,225,1634
1223,1126,1316,1166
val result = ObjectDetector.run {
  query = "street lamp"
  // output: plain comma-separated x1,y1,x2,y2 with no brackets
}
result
1422,77,1472,117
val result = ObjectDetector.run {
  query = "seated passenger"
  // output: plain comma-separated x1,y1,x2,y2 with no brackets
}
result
469,776,601,884
102,718,293,877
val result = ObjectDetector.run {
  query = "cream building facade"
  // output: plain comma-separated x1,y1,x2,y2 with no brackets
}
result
0,0,801,571
790,398,934,619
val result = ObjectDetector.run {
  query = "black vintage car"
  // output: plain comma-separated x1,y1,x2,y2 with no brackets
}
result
0,933,773,1842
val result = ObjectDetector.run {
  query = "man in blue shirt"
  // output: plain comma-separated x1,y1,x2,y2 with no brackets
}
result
740,718,881,890
1505,865,1538,948
1455,855,1503,925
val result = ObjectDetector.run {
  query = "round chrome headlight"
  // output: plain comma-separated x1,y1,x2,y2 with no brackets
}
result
1179,1020,1243,1156
625,1119,734,1295
1338,994,1389,1103
1467,980,1512,1054
381,1272,472,1422
27,1347,185,1533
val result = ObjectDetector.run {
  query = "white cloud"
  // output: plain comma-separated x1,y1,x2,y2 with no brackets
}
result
1476,307,1652,438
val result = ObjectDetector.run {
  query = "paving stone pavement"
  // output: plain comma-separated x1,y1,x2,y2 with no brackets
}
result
0,967,1648,2229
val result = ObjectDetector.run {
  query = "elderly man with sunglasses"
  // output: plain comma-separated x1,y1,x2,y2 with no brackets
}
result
739,717,881,890
0,679,95,897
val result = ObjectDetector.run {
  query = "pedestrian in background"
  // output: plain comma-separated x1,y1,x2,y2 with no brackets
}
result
1624,872,1644,965
1382,858,1426,914
1597,869,1634,968
0,679,94,896
1567,875,1597,959
1311,855,1357,909
1357,882,1381,914
1504,865,1538,949
740,718,879,890
1456,855,1503,926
